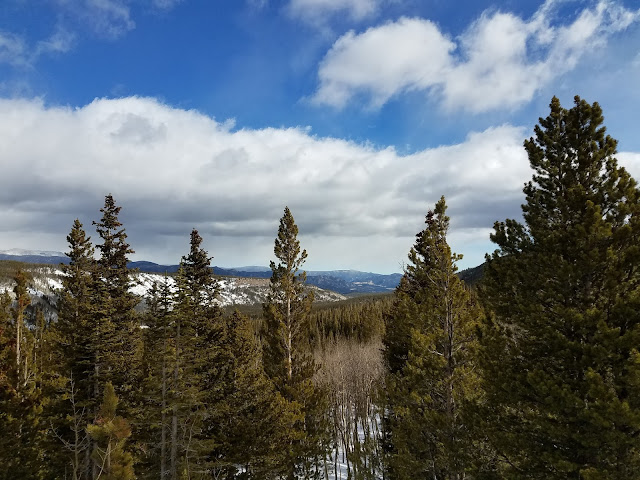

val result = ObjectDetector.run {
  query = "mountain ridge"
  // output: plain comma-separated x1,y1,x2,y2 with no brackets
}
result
0,251,402,295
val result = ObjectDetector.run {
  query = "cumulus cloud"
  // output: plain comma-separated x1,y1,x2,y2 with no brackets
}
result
0,96,542,272
618,152,640,180
288,0,381,24
2,96,639,271
313,0,640,112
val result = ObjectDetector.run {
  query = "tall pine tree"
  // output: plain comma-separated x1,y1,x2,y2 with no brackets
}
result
93,194,142,413
139,276,174,479
479,96,640,478
383,197,483,480
50,218,99,480
0,270,55,479
262,206,327,479
207,310,295,479
178,228,226,476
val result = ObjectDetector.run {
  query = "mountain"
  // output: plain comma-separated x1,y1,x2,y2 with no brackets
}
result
0,263,346,319
0,248,66,257
0,250,487,294
0,249,69,265
0,251,402,295
209,267,402,294
458,263,486,287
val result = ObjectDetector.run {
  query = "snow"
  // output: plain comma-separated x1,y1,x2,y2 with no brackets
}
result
131,272,346,306
0,248,66,257
0,269,346,307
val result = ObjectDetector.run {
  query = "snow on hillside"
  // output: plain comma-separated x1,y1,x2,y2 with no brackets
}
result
133,272,346,306
1,267,346,307
0,266,63,298
0,248,66,257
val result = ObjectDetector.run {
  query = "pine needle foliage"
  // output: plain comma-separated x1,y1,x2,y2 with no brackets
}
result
479,96,640,479
92,195,142,415
88,382,135,480
51,219,99,479
262,206,328,479
383,197,483,480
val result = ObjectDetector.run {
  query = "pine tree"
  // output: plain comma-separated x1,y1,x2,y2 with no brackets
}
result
0,271,53,479
161,229,225,478
50,218,99,479
139,276,174,479
0,291,11,390
12,268,31,390
179,229,228,476
0,289,17,479
383,197,483,480
207,310,295,479
263,207,314,390
93,195,142,417
88,382,135,480
479,96,640,478
262,206,327,479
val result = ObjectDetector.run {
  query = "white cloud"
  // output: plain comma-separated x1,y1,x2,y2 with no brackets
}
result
247,0,269,10
0,96,535,272
288,0,380,24
52,0,183,40
0,0,182,69
71,0,136,39
314,18,454,108
35,26,76,57
618,152,640,180
313,0,640,112
0,26,75,68
0,31,29,67
151,0,183,9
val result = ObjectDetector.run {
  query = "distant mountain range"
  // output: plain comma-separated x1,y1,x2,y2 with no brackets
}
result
0,249,486,294
0,249,72,266
0,249,402,295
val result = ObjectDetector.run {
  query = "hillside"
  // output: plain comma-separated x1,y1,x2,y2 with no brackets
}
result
0,260,346,315
0,250,402,294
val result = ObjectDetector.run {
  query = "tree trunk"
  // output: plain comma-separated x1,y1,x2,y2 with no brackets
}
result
287,297,292,381
16,308,21,388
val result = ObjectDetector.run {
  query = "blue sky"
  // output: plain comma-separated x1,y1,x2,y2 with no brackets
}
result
0,0,639,273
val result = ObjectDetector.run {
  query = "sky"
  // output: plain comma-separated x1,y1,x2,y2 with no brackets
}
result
0,0,639,273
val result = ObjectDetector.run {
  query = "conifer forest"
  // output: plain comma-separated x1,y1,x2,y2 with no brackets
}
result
2,96,640,479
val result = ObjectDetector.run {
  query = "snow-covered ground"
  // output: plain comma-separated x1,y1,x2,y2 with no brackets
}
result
133,272,346,307
1,269,346,308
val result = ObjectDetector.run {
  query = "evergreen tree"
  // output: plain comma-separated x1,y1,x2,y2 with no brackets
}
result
263,207,314,390
93,195,142,417
0,289,17,479
50,218,99,479
262,206,327,479
383,197,483,480
0,271,52,479
0,291,11,391
208,310,295,479
164,229,225,478
88,382,135,480
12,268,31,389
179,229,229,476
57,219,97,388
139,276,174,479
479,96,640,478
